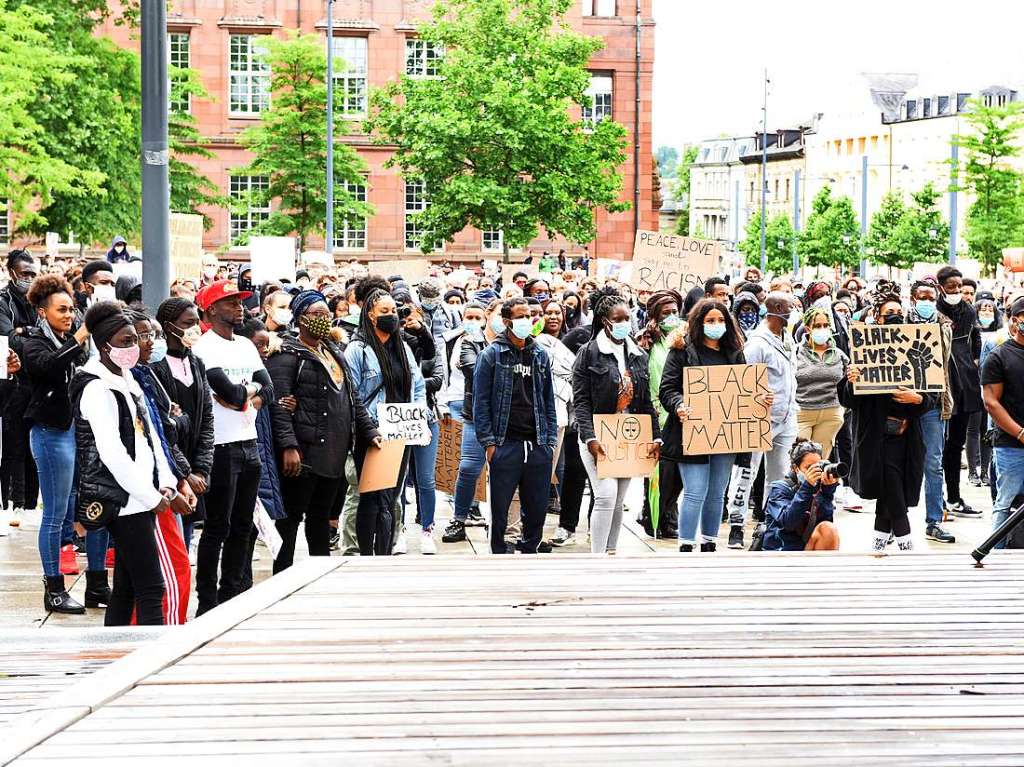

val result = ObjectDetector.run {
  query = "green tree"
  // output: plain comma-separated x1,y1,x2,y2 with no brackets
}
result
953,99,1024,275
671,146,699,236
232,32,372,251
655,146,679,178
366,0,629,260
738,211,798,275
898,183,950,266
866,191,908,272
169,67,227,230
0,1,105,233
799,187,860,273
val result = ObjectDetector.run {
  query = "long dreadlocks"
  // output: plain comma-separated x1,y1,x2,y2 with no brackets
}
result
358,288,412,403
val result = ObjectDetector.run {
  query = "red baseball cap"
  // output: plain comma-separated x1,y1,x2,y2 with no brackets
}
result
196,279,252,310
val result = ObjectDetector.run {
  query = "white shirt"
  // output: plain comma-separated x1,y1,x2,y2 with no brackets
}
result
192,330,265,444
77,359,176,517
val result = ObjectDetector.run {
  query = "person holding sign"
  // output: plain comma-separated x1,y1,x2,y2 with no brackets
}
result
659,300,763,552
761,439,840,552
839,282,936,553
573,287,661,554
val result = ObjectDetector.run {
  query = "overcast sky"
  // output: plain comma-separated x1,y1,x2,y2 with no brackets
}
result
652,0,1024,150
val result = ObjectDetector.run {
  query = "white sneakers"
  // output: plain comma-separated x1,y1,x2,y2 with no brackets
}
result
393,530,408,555
421,530,436,555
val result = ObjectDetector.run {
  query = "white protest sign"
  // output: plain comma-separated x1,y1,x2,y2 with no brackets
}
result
250,236,297,284
253,499,283,559
377,402,431,446
0,336,7,380
169,213,204,282
630,230,720,295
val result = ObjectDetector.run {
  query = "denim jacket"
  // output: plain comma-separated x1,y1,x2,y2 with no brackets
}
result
473,335,558,448
344,334,426,426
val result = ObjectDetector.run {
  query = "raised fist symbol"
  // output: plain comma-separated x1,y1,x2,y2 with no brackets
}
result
905,340,937,390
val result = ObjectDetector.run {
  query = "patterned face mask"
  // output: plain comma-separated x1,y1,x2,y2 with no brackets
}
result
300,314,332,339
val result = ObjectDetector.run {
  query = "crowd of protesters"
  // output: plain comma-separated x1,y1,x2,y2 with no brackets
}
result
2,243,1023,625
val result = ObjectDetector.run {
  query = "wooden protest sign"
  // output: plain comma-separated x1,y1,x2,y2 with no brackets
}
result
682,364,772,455
169,213,204,282
593,414,658,479
850,322,945,395
377,402,431,446
358,440,406,492
435,418,487,503
629,229,720,295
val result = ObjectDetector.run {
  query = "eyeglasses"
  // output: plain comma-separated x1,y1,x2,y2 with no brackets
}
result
137,331,155,341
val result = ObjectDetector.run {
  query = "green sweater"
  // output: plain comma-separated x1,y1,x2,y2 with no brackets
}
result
647,338,670,428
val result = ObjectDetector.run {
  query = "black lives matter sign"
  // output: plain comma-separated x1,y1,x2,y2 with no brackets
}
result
850,323,945,395
682,364,773,456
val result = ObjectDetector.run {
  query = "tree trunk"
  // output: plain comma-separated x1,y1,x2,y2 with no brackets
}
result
502,239,510,265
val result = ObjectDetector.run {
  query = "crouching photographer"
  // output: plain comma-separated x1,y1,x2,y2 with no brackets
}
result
762,439,841,552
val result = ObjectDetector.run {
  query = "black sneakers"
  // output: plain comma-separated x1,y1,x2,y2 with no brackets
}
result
465,508,487,527
946,500,982,518
441,519,466,543
926,524,956,543
727,526,744,549
700,541,717,553
679,543,694,553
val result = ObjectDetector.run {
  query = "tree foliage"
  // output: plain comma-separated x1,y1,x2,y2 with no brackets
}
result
232,32,372,251
799,187,860,272
865,191,908,272
671,146,699,236
738,210,798,275
867,185,948,274
366,0,629,258
170,67,227,230
655,146,679,178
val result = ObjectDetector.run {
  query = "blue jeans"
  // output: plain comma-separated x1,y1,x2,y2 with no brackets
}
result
993,447,1024,550
410,420,440,531
919,407,945,525
679,455,736,545
449,401,486,522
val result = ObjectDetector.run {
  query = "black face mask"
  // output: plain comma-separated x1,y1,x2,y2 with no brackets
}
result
238,276,252,292
882,313,904,325
375,314,400,335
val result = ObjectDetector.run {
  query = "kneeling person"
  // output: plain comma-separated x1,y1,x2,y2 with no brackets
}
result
762,439,840,552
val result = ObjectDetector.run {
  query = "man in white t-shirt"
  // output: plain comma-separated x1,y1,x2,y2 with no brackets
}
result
192,280,275,616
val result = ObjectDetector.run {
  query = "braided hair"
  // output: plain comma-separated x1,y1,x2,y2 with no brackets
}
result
870,279,902,313
358,288,412,403
789,438,822,468
589,285,627,339
156,297,194,328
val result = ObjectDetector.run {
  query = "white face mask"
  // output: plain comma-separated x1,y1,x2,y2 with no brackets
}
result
271,308,293,327
944,292,962,306
92,284,116,303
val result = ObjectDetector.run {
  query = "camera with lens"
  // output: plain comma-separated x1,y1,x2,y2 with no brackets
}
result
814,460,848,480
398,305,413,320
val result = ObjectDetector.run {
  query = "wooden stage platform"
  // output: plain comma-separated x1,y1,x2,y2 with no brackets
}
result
5,552,1024,766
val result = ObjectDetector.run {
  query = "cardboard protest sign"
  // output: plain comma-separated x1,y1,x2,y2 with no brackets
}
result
850,322,945,395
384,258,432,284
682,364,772,455
169,213,204,282
250,236,296,284
377,402,431,446
629,229,720,295
435,418,487,502
593,414,658,479
500,263,540,286
594,258,632,283
359,440,406,492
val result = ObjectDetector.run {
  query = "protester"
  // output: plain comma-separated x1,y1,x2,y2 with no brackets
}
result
762,439,840,552
795,305,848,459
105,236,132,265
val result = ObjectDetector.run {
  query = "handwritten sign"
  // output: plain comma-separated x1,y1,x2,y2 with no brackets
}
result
435,418,487,502
377,402,431,446
630,229,720,295
359,440,406,492
169,213,204,282
850,323,945,395
593,414,657,479
682,364,772,455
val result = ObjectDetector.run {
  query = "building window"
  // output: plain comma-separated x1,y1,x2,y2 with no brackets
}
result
749,181,754,203
774,179,779,201
922,98,931,118
482,228,503,252
957,92,970,112
938,95,950,115
785,178,790,202
169,32,191,113
405,39,443,78
0,203,9,244
229,175,270,245
332,36,368,116
405,179,430,251
582,73,613,127
582,0,616,16
229,35,270,116
905,99,917,119
333,180,367,250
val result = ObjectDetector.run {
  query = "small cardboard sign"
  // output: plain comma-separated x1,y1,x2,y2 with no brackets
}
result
682,364,773,455
850,322,945,395
377,402,431,446
629,229,720,295
358,440,406,492
169,213,204,283
435,418,487,503
593,414,658,479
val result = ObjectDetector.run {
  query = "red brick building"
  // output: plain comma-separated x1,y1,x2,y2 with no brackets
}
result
92,0,655,265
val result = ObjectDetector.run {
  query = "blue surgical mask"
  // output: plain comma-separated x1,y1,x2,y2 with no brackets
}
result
610,321,631,341
1017,319,1024,335
979,315,994,328
463,320,482,336
915,300,937,320
149,338,168,364
758,303,767,317
704,323,726,340
490,315,506,334
796,471,808,486
421,300,438,311
810,328,832,346
511,317,534,340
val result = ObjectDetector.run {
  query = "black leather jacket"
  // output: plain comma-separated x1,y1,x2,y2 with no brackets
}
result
22,326,89,429
572,335,659,444
69,372,135,513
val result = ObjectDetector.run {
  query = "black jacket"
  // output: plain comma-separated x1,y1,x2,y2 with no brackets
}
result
938,297,983,414
266,336,379,479
405,326,443,413
0,287,38,419
150,351,216,481
69,372,135,515
22,326,89,429
572,335,659,444
458,333,485,419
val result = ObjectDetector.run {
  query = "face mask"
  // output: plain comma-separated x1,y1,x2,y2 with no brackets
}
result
794,289,805,299
272,308,293,327
796,471,807,485
12,277,32,293
463,320,483,337
421,300,438,311
1016,319,1024,335
300,314,332,339
789,308,802,324
534,292,549,302
979,315,994,328
704,323,727,340
149,338,168,364
202,266,218,280
738,310,759,331
92,284,116,303
173,324,202,348
609,320,631,341
238,276,252,292
660,314,680,332
810,328,832,346
914,300,936,320
531,317,545,337
882,313,904,326
108,343,140,372
511,317,534,340
944,292,962,306
375,313,400,335
758,304,767,317
490,315,506,335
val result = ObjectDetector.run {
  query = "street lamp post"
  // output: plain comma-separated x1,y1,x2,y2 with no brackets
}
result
140,0,170,311
792,168,801,276
949,140,959,264
760,69,768,275
859,154,868,277
325,0,335,258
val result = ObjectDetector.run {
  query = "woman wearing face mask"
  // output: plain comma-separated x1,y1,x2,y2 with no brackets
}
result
262,290,294,337
572,287,660,554
535,300,575,523
966,297,1001,487
23,275,100,614
70,301,191,626
840,282,935,552
795,306,849,459
267,291,380,570
151,298,215,552
344,286,426,555
761,438,840,551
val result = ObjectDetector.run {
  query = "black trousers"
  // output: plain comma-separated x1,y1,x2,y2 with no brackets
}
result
874,434,911,537
966,410,991,478
558,426,588,534
488,441,553,554
943,410,972,503
197,440,261,614
357,450,409,556
105,511,164,626
275,471,343,573
1,412,38,509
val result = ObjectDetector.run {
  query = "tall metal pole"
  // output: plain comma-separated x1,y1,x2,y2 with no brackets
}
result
140,0,170,311
325,0,335,257
859,154,868,277
792,169,800,276
733,179,740,246
759,69,768,274
633,2,641,236
949,140,959,264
